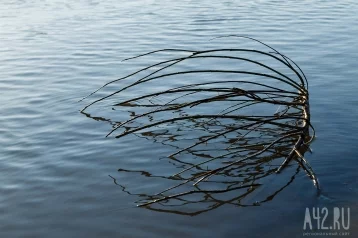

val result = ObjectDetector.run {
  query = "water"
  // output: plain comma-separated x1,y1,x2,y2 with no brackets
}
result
1,0,357,237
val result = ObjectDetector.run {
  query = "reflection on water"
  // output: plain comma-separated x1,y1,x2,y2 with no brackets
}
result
82,40,318,215
109,166,300,216
1,0,358,236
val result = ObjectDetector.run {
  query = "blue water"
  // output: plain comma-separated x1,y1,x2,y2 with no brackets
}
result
1,1,357,237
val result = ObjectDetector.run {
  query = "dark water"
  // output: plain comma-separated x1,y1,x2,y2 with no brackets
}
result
1,1,357,237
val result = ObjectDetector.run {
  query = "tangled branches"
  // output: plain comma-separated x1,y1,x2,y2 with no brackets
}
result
81,37,318,214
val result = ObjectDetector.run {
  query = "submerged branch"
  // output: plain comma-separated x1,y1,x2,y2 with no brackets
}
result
81,37,317,213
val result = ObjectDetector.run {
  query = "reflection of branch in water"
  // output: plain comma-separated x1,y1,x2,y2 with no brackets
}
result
81,37,318,215
108,165,302,216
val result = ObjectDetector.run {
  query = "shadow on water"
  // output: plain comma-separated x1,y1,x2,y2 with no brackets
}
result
80,37,319,216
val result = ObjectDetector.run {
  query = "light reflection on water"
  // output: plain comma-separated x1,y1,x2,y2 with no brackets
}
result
0,0,357,237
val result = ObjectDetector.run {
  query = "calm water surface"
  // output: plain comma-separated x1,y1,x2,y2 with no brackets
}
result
0,1,357,237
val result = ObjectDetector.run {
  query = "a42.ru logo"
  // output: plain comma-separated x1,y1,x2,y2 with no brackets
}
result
303,207,350,231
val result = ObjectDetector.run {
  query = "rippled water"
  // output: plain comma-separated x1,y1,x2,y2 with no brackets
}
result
1,1,357,237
